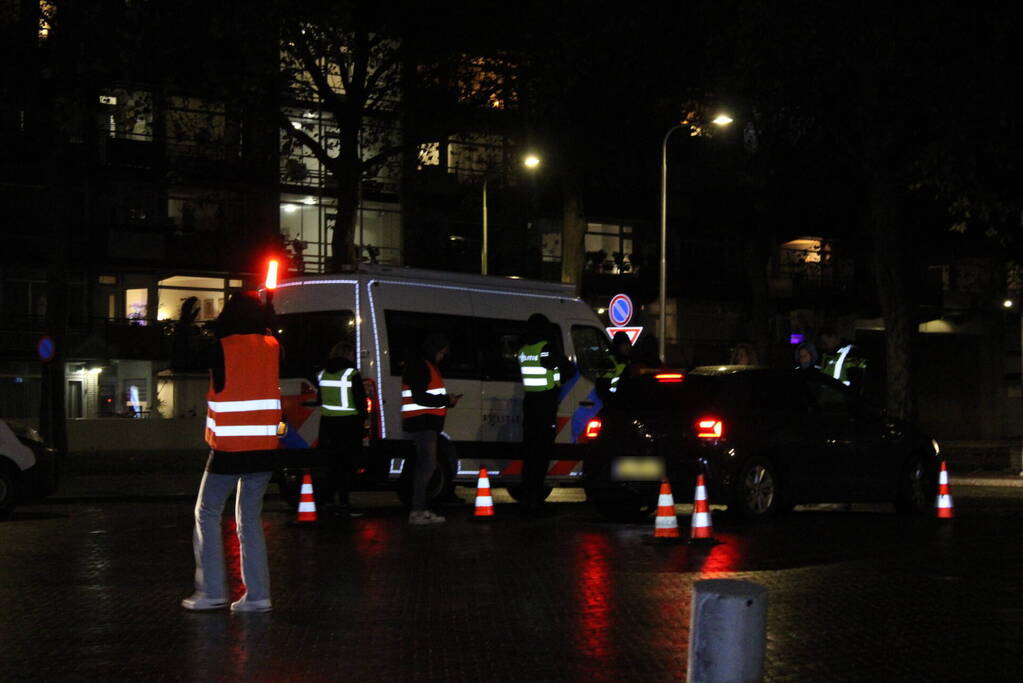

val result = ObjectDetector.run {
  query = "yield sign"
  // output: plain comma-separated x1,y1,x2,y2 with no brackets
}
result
605,326,643,345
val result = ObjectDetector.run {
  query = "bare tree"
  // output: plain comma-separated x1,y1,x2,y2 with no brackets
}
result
277,2,516,270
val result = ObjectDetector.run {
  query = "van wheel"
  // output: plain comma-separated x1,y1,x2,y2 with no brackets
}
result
397,438,455,508
0,463,18,520
505,485,552,504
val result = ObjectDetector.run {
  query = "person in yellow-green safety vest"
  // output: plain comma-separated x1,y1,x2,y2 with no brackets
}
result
316,341,368,517
606,331,632,396
517,313,576,515
818,329,867,394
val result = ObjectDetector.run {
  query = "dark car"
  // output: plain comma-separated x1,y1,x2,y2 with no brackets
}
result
0,419,61,519
583,366,940,521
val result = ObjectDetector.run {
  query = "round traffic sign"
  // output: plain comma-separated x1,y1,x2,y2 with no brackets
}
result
37,335,55,362
608,294,633,327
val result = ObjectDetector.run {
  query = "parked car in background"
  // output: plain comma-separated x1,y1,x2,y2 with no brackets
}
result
584,366,940,521
0,419,60,519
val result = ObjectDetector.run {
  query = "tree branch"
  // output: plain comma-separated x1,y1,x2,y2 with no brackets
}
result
277,111,340,176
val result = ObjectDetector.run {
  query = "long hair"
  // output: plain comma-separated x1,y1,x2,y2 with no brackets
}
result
214,291,269,338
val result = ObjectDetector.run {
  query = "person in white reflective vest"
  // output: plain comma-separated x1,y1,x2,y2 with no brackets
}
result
517,313,575,514
401,333,461,525
819,330,867,393
172,292,280,613
316,340,367,517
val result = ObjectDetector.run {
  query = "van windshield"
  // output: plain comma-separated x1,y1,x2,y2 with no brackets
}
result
276,310,356,381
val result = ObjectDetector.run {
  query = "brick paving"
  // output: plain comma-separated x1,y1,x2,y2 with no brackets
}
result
1,475,1022,682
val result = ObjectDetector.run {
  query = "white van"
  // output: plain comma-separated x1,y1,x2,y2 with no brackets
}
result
271,264,618,505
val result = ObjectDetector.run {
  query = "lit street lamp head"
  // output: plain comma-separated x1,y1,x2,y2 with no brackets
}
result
523,154,541,169
712,114,734,126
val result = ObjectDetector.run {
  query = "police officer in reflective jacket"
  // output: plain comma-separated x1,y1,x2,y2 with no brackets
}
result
818,329,867,394
517,313,576,514
316,341,367,517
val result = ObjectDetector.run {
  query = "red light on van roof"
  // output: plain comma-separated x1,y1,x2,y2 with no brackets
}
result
695,417,724,439
655,373,684,383
583,418,602,440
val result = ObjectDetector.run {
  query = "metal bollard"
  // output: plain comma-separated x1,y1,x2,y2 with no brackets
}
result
687,579,768,683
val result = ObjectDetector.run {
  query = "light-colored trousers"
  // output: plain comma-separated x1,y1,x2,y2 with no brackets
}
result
191,470,273,602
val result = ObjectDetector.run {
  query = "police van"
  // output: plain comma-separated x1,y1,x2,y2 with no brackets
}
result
272,264,617,505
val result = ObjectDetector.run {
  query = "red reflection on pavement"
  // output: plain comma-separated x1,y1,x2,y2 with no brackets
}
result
353,517,392,560
574,531,617,669
695,535,742,574
222,519,245,601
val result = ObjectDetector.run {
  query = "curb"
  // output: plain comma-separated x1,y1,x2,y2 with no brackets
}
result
950,475,1023,488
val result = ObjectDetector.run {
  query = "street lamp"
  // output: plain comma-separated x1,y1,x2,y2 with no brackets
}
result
658,114,733,363
482,153,541,275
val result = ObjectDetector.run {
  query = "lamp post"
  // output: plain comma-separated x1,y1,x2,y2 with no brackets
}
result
482,153,541,275
658,116,732,363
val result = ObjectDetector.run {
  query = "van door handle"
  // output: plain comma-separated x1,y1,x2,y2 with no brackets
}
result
578,401,594,407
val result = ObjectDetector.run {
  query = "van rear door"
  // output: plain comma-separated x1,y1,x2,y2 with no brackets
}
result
276,308,358,448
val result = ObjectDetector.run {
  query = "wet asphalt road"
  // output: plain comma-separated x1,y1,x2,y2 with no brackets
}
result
1,474,1022,682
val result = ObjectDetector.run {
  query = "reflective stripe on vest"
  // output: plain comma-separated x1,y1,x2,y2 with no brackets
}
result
518,341,560,392
205,334,281,451
607,360,626,393
318,368,358,416
824,344,865,386
401,361,447,418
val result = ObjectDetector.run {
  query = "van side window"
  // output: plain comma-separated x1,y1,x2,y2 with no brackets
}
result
571,325,616,381
276,311,356,382
385,310,479,380
477,318,528,382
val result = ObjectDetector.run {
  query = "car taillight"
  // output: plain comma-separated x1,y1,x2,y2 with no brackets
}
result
583,418,602,440
366,396,373,414
654,372,684,383
695,417,724,439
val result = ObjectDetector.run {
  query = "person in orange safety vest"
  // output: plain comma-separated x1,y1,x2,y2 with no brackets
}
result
173,291,280,613
401,333,461,525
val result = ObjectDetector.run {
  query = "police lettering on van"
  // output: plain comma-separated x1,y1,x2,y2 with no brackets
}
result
270,265,619,507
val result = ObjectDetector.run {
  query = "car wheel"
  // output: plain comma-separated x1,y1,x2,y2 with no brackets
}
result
894,454,936,515
586,488,658,522
731,457,782,520
505,485,552,503
0,464,17,520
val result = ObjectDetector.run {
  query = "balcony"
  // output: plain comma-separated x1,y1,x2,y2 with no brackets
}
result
0,316,171,362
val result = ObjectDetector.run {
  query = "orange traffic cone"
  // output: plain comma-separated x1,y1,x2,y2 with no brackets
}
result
689,474,716,543
474,468,495,517
935,460,954,519
296,472,318,524
653,479,680,538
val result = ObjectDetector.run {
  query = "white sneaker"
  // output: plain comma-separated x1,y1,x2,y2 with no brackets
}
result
181,594,229,611
408,510,446,525
230,596,272,613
